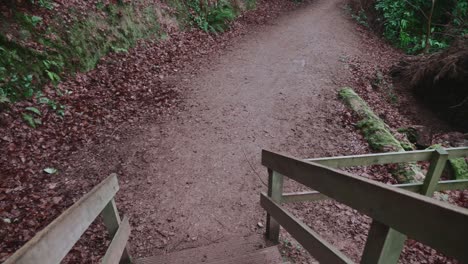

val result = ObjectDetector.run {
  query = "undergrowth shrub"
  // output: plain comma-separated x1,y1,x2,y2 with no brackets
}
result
170,0,238,33
0,2,161,103
375,0,467,53
55,4,160,72
349,0,468,54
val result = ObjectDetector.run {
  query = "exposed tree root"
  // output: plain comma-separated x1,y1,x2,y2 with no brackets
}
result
391,37,468,132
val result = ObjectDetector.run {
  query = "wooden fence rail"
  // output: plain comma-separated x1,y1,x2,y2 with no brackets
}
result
4,174,131,264
261,147,468,263
305,146,468,168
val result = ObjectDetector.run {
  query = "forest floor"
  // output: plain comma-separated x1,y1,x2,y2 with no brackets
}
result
1,0,466,263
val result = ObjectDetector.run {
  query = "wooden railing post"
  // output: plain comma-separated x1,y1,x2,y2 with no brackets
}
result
266,169,284,243
421,148,449,195
361,148,449,264
102,198,132,264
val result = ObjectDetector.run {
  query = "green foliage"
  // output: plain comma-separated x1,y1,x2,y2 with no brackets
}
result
22,112,41,128
41,96,66,117
54,4,160,72
206,2,236,32
352,9,369,27
244,0,257,10
1,2,160,108
28,0,54,10
25,106,41,115
1,46,34,100
0,35,63,102
375,0,467,53
449,158,468,179
17,13,43,28
173,0,237,33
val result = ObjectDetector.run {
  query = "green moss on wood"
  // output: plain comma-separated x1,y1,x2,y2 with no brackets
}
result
339,88,404,152
339,87,419,183
449,158,468,180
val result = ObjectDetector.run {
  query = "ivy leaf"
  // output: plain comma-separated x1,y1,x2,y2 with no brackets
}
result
25,106,41,116
44,167,58,174
31,16,43,27
0,95,10,104
22,113,36,128
38,97,50,104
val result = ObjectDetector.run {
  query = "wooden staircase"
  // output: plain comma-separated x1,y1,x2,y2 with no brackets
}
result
135,235,283,264
4,147,468,264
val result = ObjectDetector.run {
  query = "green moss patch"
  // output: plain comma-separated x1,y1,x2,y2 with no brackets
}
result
339,87,421,183
1,3,161,101
339,88,404,152
449,158,468,180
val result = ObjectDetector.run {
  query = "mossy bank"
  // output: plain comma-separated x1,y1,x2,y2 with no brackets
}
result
0,0,255,105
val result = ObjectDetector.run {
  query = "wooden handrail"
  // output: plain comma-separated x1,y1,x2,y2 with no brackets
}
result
261,193,353,264
102,216,131,264
305,147,468,168
262,149,468,263
4,174,131,264
281,179,468,203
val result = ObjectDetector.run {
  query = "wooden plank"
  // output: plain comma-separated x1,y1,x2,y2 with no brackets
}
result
260,193,354,264
205,246,283,264
305,147,468,168
421,148,449,195
360,221,406,264
433,179,468,191
282,191,329,203
134,235,268,264
266,170,283,243
102,216,131,264
101,199,132,264
262,150,468,262
4,174,119,264
102,199,121,236
361,149,449,264
394,179,468,192
447,147,468,158
282,179,468,203
307,150,432,168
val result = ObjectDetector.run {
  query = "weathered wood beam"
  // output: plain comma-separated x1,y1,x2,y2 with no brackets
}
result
361,148,449,264
101,198,132,264
261,193,354,264
305,147,468,168
360,221,406,264
102,216,131,264
4,174,119,264
281,179,468,203
266,169,283,243
262,149,468,262
307,150,432,168
282,191,328,203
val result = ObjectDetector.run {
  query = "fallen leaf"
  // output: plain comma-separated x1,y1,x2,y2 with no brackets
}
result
44,167,58,174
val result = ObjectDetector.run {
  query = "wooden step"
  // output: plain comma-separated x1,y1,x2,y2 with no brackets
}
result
205,246,283,264
135,235,272,264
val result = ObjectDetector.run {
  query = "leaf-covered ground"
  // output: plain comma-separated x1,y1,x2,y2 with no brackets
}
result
1,0,467,263
0,0,298,261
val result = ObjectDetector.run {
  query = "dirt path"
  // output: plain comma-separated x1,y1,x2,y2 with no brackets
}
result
68,0,369,259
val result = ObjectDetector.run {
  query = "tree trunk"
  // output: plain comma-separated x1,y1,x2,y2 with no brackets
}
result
424,0,436,53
